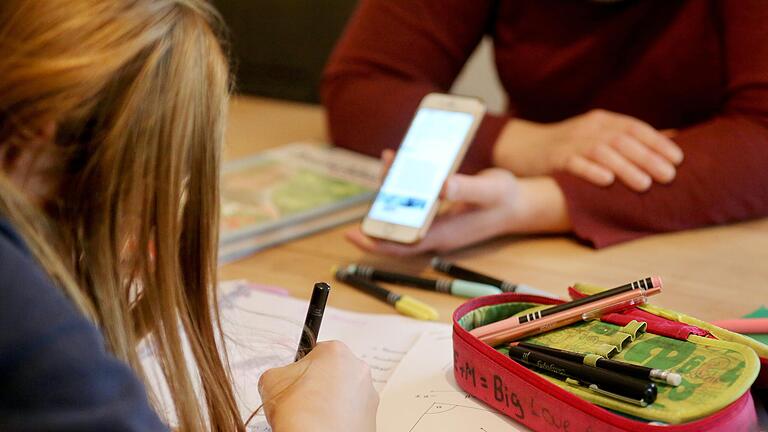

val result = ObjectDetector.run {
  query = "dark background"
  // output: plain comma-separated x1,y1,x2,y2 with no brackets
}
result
214,0,359,103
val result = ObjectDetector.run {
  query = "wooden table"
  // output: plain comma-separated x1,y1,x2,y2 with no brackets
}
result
221,95,768,323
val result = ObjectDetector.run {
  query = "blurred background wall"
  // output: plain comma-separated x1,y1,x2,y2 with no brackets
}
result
215,0,506,114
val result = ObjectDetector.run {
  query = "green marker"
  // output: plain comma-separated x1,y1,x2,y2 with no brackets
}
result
345,264,501,298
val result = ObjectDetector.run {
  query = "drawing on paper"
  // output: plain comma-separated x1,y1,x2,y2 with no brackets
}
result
408,402,519,432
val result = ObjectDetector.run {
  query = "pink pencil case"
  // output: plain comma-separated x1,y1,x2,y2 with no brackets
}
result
452,287,767,431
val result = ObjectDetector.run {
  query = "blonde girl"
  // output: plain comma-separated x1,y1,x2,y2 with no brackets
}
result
0,0,377,430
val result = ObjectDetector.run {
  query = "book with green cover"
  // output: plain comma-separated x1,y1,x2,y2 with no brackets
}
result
219,142,380,263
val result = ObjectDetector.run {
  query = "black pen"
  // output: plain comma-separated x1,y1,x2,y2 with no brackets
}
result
295,282,330,361
431,257,549,296
508,345,657,407
516,342,682,386
345,264,500,298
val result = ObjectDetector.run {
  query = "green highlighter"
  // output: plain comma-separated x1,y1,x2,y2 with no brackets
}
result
345,264,502,298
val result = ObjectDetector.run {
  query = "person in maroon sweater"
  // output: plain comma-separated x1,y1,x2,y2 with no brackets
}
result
322,0,768,253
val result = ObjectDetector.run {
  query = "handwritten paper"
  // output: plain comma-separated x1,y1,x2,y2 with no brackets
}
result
143,281,443,429
377,328,526,432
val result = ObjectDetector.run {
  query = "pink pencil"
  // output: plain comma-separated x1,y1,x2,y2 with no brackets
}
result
470,277,661,341
472,286,662,346
712,318,768,334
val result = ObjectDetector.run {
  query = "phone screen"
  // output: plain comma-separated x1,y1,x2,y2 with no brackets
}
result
367,107,475,228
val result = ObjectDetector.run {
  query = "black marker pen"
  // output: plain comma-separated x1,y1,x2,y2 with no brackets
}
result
508,345,657,407
430,257,550,296
345,263,500,298
516,342,682,386
295,282,330,361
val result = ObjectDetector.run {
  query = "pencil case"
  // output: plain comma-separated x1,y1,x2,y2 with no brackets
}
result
452,287,768,431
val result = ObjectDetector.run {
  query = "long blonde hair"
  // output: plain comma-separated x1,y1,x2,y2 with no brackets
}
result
0,1,243,430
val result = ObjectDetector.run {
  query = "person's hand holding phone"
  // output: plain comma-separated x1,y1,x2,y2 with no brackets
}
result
348,151,572,256
361,93,485,243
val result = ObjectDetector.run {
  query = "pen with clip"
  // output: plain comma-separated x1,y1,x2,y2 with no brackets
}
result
469,277,661,340
514,342,682,386
472,285,662,346
514,276,662,326
508,345,658,407
344,263,501,298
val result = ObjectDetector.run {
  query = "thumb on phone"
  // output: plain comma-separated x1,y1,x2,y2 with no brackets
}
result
440,169,515,208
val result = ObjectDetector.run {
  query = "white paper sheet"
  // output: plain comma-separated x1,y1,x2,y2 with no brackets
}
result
143,281,444,429
377,327,527,432
219,281,443,398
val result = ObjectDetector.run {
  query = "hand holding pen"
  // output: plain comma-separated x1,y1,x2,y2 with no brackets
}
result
260,282,378,430
261,342,378,431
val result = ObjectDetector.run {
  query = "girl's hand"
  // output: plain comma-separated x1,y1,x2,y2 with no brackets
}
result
347,169,570,256
258,341,378,432
493,109,684,192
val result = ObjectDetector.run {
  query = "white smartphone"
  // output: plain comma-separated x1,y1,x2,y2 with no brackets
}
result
361,93,486,243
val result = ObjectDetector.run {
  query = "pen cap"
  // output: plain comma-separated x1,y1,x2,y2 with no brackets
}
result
308,282,331,318
451,280,502,298
394,295,439,321
581,286,661,321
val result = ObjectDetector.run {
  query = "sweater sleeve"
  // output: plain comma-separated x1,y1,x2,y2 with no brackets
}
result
321,0,507,173
553,0,768,248
0,222,168,431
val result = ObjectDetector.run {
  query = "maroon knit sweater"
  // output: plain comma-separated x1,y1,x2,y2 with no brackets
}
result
321,0,768,247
